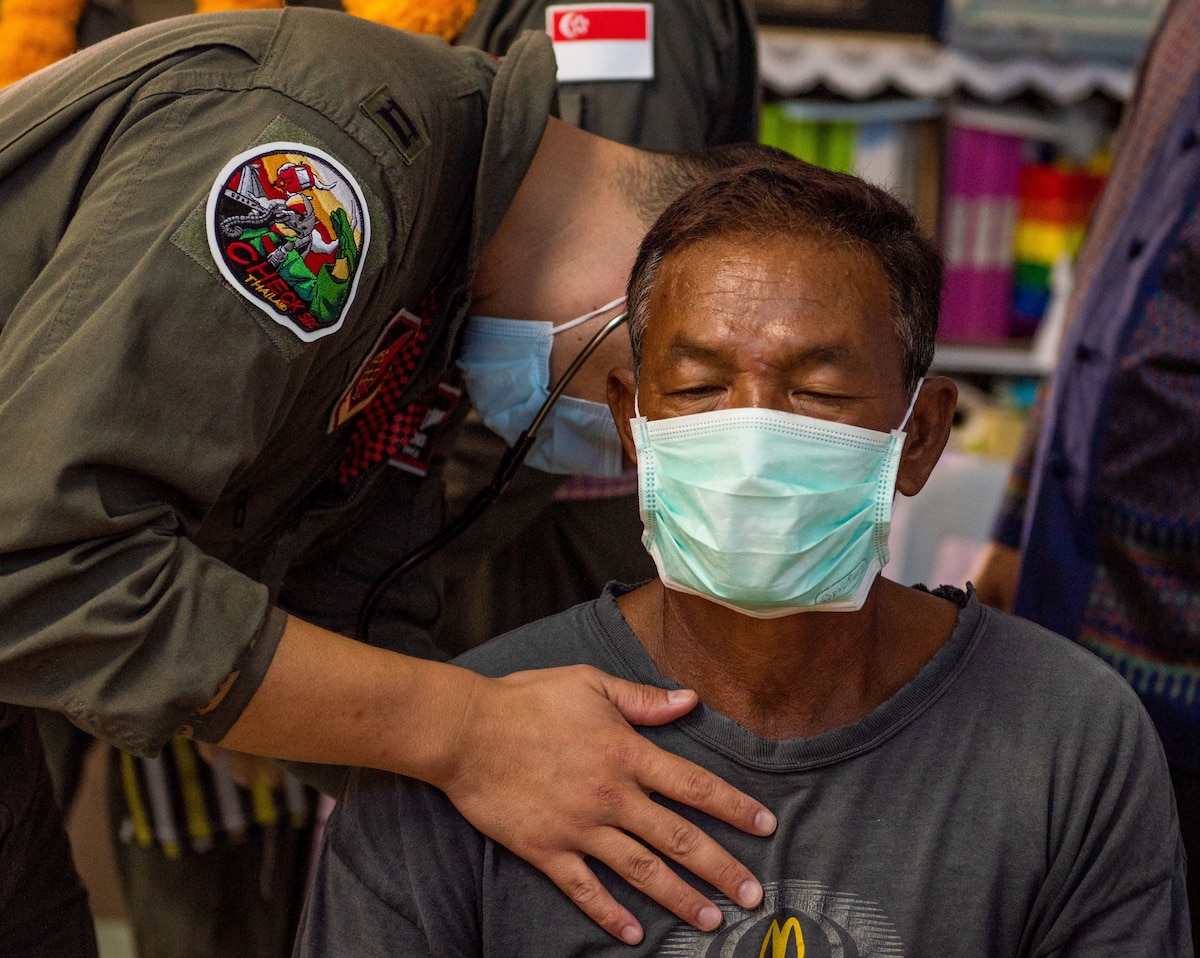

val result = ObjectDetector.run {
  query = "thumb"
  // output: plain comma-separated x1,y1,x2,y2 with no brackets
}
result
598,674,700,727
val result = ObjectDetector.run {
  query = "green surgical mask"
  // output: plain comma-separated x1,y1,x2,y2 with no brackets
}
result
631,384,921,617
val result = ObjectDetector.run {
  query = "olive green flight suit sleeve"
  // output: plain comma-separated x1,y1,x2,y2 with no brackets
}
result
0,11,555,756
0,99,294,753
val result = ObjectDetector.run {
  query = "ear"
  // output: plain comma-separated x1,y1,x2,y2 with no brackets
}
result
606,367,640,467
895,376,957,497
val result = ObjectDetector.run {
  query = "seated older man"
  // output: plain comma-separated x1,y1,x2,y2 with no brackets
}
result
294,160,1189,957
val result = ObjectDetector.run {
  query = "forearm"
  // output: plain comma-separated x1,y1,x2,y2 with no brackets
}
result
214,613,475,787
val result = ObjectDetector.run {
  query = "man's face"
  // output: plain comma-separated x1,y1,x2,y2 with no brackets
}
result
634,231,910,432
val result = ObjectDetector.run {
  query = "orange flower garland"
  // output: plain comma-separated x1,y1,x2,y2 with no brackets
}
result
194,0,282,12
0,0,479,88
342,0,477,42
0,0,89,86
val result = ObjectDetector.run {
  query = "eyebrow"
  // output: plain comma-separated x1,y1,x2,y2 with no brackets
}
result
664,335,858,369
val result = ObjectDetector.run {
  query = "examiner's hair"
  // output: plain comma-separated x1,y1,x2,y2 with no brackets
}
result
626,159,943,392
621,142,797,226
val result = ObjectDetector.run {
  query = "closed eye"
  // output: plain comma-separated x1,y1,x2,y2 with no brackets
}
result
667,383,725,398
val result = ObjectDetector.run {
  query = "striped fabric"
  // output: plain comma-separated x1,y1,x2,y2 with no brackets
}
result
115,738,313,858
1079,193,1200,763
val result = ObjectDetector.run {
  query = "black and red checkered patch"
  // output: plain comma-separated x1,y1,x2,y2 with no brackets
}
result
331,280,459,483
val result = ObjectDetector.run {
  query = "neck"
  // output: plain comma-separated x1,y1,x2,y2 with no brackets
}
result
471,116,646,323
617,578,959,740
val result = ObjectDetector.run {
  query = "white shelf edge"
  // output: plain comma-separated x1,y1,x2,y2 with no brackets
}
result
932,342,1055,376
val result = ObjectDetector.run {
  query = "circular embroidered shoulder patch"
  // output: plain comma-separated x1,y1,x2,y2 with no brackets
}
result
206,142,371,342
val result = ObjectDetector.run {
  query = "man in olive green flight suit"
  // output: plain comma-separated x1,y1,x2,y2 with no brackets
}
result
0,9,779,957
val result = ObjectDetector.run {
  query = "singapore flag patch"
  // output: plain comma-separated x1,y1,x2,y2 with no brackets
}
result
546,4,653,83
207,142,370,342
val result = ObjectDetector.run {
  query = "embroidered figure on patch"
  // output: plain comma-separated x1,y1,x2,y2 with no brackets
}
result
206,142,370,342
546,3,654,83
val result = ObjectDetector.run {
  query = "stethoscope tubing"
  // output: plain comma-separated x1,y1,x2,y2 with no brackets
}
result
355,311,629,643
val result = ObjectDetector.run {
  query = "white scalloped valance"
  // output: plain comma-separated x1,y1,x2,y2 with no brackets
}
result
758,30,1135,103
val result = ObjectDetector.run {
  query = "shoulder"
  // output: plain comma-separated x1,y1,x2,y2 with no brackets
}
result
964,607,1188,953
453,586,628,677
309,764,484,956
963,600,1163,762
975,602,1139,696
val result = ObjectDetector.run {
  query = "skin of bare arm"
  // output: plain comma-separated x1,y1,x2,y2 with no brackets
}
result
968,541,1022,612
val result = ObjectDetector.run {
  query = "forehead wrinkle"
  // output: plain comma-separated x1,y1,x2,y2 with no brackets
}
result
663,336,727,366
659,242,876,322
660,329,857,372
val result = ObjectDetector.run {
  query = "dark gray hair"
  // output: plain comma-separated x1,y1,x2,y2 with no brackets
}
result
620,142,797,226
626,159,943,392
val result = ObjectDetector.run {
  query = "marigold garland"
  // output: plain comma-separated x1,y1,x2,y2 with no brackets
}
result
0,0,479,88
0,0,88,86
194,0,282,13
342,0,476,42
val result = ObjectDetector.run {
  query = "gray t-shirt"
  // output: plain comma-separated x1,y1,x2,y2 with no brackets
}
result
295,585,1191,957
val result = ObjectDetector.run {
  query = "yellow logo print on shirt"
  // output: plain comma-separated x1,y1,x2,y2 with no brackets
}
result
657,880,904,957
759,917,805,958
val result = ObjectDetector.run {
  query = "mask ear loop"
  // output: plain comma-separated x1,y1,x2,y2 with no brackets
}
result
551,296,627,335
897,378,925,433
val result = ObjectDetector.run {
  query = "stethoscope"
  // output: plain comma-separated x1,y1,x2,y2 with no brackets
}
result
355,310,629,643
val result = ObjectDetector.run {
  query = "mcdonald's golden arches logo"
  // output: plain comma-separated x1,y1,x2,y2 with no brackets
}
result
656,879,904,957
759,917,805,958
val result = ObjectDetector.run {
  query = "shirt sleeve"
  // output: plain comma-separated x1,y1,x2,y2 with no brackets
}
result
1024,679,1191,956
0,95,317,754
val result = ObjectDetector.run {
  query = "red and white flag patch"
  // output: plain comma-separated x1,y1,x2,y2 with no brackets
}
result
546,3,654,83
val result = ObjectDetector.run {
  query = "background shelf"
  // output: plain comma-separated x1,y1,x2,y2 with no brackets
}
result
758,29,1136,103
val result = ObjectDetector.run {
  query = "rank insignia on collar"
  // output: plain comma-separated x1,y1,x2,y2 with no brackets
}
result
206,142,371,342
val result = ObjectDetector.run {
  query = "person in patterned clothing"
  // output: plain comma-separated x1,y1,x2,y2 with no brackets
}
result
972,0,1200,947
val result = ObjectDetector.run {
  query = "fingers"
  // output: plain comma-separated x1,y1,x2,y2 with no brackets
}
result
538,835,733,945
604,675,700,726
596,814,753,926
539,854,648,945
439,666,775,943
610,753,768,913
602,675,777,840
538,790,761,942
